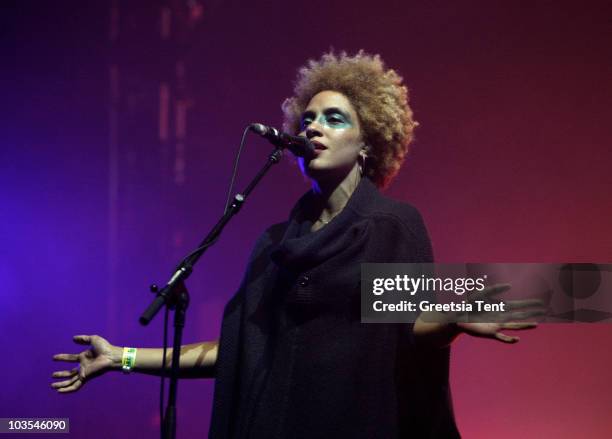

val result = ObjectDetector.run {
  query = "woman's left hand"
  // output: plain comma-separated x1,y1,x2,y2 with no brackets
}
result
414,283,547,346
455,283,546,343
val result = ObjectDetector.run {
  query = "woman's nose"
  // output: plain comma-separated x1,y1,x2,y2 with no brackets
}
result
305,122,323,139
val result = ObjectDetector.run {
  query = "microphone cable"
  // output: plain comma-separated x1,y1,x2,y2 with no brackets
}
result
171,125,252,271
224,125,251,215
158,124,252,436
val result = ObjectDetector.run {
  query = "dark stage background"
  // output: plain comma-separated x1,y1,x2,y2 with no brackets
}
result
2,1,612,437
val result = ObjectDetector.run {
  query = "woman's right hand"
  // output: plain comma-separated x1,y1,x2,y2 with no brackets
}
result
52,335,122,393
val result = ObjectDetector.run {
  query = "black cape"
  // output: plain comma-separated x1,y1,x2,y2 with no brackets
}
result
209,178,460,438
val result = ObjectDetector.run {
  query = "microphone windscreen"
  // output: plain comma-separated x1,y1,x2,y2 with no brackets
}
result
249,123,267,135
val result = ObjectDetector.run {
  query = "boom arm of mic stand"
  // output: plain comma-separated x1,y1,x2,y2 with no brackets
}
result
139,145,283,325
137,146,282,439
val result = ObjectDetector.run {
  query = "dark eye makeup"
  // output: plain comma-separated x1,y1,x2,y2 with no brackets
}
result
300,107,351,129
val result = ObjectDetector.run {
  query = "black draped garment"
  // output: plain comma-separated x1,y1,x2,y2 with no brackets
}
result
209,177,460,439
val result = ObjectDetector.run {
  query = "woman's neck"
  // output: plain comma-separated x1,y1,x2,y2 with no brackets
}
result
310,164,361,224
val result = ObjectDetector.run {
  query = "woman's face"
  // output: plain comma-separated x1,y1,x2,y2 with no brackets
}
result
297,90,364,184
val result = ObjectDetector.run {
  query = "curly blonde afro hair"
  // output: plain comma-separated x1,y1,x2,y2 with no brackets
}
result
282,50,418,189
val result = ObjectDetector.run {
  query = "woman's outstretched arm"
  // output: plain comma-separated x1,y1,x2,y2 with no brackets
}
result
52,335,218,393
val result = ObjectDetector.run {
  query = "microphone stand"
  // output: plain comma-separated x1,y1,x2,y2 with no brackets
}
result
139,146,283,439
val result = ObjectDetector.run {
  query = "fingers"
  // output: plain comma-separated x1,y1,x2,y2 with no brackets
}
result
494,332,519,343
53,353,80,362
493,322,539,343
73,335,93,345
505,299,545,310
470,283,512,302
55,376,84,393
483,283,512,297
500,322,538,330
51,362,92,392
53,335,98,362
52,368,78,378
51,374,80,391
504,309,547,321
51,335,99,393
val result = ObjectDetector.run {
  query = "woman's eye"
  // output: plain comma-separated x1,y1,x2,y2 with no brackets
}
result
327,116,344,124
301,119,312,129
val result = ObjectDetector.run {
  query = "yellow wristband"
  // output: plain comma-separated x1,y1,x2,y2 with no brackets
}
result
122,347,137,373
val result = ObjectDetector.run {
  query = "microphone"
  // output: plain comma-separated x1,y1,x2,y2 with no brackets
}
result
249,123,315,159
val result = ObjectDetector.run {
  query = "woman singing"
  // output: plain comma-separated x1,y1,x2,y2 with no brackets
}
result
53,51,537,438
